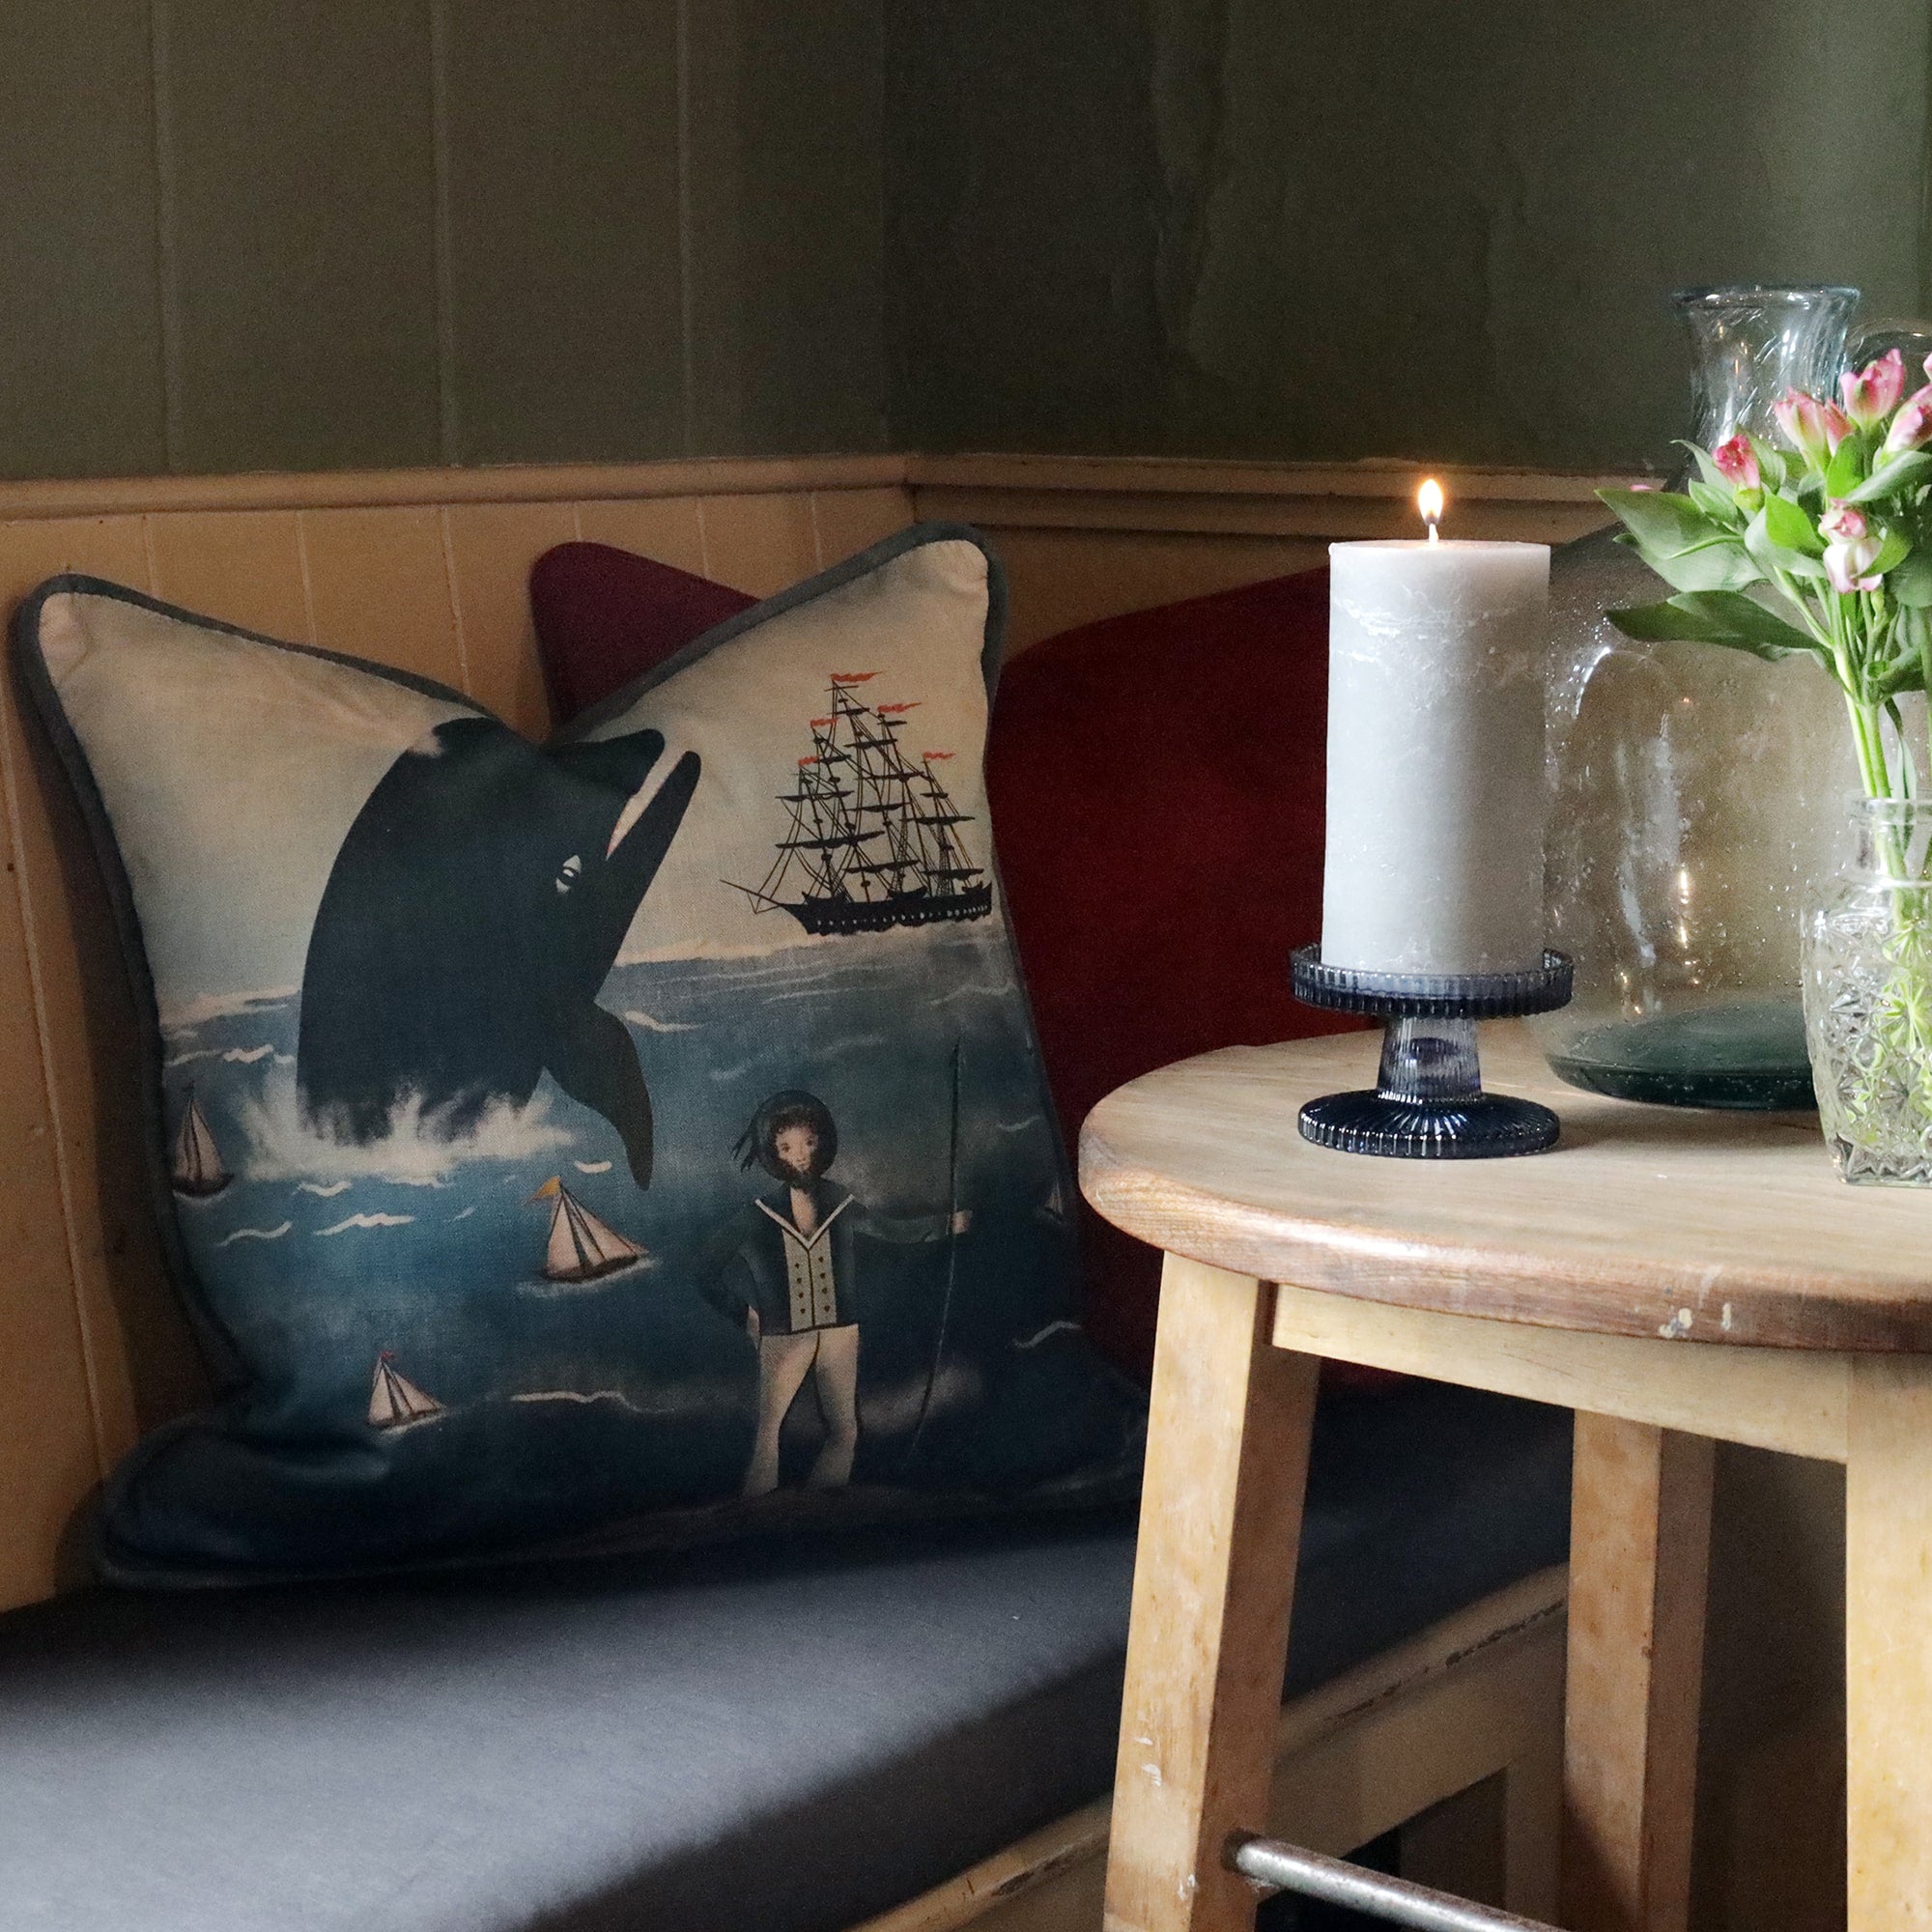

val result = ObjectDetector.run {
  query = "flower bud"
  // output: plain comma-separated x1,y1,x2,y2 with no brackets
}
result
1774,388,1853,464
1710,434,1761,491
1825,536,1885,594
1820,500,1868,543
1885,392,1932,454
1841,349,1907,428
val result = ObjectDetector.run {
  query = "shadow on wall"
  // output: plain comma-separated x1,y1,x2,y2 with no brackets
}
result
888,0,1932,471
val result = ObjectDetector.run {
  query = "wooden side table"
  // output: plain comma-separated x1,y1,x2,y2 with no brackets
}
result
1082,1025,1932,1932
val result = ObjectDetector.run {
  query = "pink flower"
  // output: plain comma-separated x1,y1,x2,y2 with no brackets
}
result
1710,434,1760,490
1825,536,1886,594
1841,349,1907,428
1774,388,1854,464
1885,388,1932,454
1820,500,1869,543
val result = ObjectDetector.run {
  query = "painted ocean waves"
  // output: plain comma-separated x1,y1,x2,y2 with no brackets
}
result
125,923,1110,1572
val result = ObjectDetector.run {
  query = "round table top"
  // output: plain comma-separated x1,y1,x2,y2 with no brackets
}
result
1078,1023,1932,1352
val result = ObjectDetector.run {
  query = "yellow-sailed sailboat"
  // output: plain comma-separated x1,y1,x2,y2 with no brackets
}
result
170,1088,232,1198
530,1177,644,1283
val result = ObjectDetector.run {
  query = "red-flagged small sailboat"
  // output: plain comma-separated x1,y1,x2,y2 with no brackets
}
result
367,1351,445,1432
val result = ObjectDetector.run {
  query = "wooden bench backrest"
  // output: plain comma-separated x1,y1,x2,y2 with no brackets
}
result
0,458,911,1610
0,452,1611,1609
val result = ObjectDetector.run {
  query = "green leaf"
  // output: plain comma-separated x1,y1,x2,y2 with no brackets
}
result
1747,434,1788,492
1890,550,1932,609
1873,526,1914,577
1761,489,1824,555
1597,489,1761,591
1744,505,1826,582
1888,699,1920,800
1847,449,1932,503
1605,591,1824,661
1687,479,1735,524
1676,440,1733,494
1825,436,1865,500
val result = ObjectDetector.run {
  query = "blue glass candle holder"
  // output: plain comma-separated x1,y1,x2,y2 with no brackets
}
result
1290,947,1573,1158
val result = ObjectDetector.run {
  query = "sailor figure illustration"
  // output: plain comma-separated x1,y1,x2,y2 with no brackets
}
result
700,1089,968,1499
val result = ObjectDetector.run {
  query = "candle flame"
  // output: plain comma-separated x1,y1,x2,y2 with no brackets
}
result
1417,477,1445,543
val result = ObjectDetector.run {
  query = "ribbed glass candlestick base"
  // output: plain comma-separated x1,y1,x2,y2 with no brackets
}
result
1290,948,1572,1159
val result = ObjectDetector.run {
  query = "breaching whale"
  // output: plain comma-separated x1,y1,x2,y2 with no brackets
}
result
296,716,700,1186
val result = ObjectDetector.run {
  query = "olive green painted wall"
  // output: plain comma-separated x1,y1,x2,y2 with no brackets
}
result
7,5,1927,480
0,0,886,478
887,0,1932,471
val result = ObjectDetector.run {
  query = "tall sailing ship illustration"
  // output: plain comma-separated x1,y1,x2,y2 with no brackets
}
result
531,1177,646,1283
169,1088,232,1198
728,674,994,936
367,1350,446,1432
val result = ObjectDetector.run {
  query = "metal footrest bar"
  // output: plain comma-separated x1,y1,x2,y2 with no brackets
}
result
1227,1833,1561,1932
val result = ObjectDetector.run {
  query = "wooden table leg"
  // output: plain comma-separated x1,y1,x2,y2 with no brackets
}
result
1102,1255,1320,1932
1846,1355,1932,1931
1560,1413,1714,1932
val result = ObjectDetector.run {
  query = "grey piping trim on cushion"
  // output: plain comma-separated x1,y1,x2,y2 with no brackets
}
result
557,522,1010,743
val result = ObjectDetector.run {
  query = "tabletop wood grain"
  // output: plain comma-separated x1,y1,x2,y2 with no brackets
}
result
1078,1022,1932,1352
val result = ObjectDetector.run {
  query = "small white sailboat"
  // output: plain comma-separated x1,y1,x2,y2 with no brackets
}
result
531,1177,645,1283
170,1088,232,1198
367,1351,445,1431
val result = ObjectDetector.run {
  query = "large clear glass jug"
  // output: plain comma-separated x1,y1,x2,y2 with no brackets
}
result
1532,284,1861,1109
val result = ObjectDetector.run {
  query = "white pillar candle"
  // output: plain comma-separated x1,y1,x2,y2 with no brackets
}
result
1322,529,1550,977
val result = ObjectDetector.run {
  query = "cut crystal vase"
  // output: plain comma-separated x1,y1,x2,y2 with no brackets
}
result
1531,284,1861,1109
1804,799,1932,1185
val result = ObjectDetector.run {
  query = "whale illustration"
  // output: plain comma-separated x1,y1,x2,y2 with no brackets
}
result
297,716,700,1187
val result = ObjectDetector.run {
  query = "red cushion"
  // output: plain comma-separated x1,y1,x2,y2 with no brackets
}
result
984,574,1363,1379
531,543,755,720
530,542,1369,1386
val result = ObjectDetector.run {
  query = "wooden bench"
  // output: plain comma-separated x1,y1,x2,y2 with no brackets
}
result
0,454,1605,1929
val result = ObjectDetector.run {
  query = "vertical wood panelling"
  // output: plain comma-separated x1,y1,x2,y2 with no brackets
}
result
699,494,820,595
811,487,914,567
158,2,442,472
298,507,466,688
685,0,888,455
442,501,578,736
975,527,1331,653
0,6,894,481
0,518,160,1609
146,510,310,640
0,4,167,480
438,0,685,464
573,497,712,577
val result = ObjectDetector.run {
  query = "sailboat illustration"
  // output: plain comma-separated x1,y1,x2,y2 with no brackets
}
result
367,1350,445,1431
169,1088,232,1198
531,1177,646,1283
726,674,993,936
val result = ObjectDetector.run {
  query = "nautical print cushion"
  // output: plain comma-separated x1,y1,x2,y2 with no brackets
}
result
14,525,1138,1583
530,546,1382,1391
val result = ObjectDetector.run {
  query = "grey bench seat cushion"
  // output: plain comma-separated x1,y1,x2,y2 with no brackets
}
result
0,1383,1569,1932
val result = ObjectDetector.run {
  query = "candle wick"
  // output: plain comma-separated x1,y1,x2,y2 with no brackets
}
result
1426,520,1440,545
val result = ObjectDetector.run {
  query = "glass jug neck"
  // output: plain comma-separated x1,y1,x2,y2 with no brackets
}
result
1673,284,1860,459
